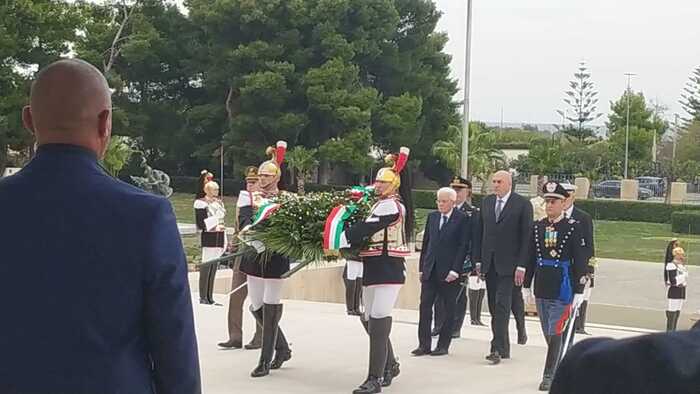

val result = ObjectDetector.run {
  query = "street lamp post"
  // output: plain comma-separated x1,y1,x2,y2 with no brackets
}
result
460,0,473,179
623,73,636,179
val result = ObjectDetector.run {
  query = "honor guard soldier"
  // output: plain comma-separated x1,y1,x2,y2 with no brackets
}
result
340,147,414,394
194,176,227,305
218,166,263,349
240,141,293,378
523,181,588,391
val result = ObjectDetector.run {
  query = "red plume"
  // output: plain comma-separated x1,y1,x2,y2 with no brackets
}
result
275,141,287,166
393,147,410,174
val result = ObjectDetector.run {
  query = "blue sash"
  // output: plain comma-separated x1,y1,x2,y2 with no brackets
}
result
538,259,573,303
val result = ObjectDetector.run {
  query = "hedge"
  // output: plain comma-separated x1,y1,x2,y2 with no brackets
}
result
170,178,700,224
671,211,700,234
171,176,245,195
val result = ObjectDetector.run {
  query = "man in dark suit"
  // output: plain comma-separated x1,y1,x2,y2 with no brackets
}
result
562,183,596,336
551,320,700,394
0,59,201,393
412,187,470,356
473,170,533,364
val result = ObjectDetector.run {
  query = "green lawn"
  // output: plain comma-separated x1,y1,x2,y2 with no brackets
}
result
170,194,700,265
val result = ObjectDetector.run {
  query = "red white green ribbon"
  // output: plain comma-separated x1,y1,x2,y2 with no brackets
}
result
251,202,281,227
322,185,374,253
323,205,354,252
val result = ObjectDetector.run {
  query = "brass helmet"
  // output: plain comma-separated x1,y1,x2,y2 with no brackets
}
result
258,141,287,177
375,147,410,193
244,166,259,181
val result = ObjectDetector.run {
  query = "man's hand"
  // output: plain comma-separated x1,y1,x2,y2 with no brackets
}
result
514,267,526,286
523,287,535,304
446,271,459,282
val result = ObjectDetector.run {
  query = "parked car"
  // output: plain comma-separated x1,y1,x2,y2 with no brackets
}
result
636,176,666,197
593,180,653,200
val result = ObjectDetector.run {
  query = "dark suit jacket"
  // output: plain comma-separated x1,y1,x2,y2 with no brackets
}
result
0,144,201,394
571,206,595,269
551,324,700,394
473,192,533,276
419,209,470,282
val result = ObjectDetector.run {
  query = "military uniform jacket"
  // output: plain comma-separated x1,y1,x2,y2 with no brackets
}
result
194,197,226,248
666,261,688,300
524,216,588,301
239,191,290,279
345,196,408,286
569,206,595,287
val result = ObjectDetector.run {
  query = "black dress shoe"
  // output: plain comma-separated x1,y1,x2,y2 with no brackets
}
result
199,299,213,305
575,328,591,335
518,333,528,345
217,340,242,349
353,376,382,394
411,347,432,356
382,361,400,387
430,348,449,356
539,375,553,391
485,352,501,365
451,331,460,339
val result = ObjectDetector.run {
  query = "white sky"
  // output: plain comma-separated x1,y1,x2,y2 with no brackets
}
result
434,0,700,125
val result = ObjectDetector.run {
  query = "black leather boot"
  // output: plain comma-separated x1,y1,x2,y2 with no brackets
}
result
360,318,398,387
382,340,400,387
672,311,681,331
251,304,282,378
539,335,562,391
271,318,292,370
353,317,392,393
345,278,363,316
245,322,262,350
666,310,674,331
575,301,590,334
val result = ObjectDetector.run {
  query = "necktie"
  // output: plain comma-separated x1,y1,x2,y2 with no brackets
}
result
440,215,448,230
495,199,504,221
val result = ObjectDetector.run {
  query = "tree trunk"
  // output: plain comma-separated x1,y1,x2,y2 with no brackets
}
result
0,142,7,176
319,160,331,185
297,175,305,195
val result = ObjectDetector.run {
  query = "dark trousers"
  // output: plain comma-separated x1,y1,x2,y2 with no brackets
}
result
486,268,514,357
433,284,468,334
512,285,526,336
419,278,460,351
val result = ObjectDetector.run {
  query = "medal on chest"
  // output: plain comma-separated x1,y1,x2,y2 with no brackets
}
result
544,225,558,249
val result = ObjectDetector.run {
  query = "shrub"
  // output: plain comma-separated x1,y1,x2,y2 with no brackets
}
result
671,211,700,234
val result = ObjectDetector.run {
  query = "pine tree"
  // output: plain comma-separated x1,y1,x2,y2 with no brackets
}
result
557,61,602,142
680,66,700,124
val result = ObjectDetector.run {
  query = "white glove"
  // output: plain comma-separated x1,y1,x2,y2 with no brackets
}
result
523,288,535,304
248,240,266,254
572,293,585,309
446,271,459,282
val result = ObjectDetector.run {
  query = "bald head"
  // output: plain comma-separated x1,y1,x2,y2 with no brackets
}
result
492,170,512,198
23,59,112,158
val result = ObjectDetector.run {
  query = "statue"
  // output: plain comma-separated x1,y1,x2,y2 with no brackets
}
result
130,152,173,198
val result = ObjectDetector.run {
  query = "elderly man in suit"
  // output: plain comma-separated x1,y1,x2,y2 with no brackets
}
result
412,187,470,356
473,170,533,365
0,59,200,393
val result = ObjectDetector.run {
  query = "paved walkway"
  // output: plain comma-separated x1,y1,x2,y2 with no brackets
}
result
195,297,640,394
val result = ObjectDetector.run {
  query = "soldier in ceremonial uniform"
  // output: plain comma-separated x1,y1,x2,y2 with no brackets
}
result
194,178,227,305
432,176,480,338
240,141,293,378
340,147,414,394
562,183,596,336
218,167,262,349
665,246,688,331
523,182,588,391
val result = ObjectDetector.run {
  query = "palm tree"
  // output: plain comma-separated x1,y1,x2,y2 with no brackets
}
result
432,122,506,192
286,146,319,195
